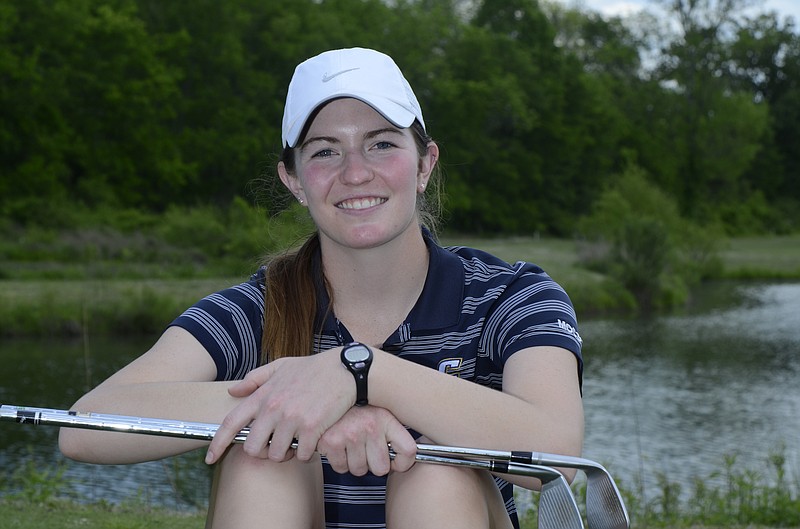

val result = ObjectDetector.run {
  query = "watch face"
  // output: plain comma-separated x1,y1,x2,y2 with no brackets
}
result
345,344,371,363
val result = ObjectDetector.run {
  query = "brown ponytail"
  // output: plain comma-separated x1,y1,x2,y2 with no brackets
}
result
261,233,321,363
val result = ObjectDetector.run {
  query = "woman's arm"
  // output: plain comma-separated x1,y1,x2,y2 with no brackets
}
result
370,345,584,486
375,346,583,455
209,344,583,487
58,326,241,464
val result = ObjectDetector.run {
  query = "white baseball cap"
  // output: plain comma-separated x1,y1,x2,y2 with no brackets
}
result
281,47,426,148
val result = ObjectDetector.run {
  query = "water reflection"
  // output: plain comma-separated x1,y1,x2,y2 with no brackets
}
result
1,283,798,510
0,336,212,510
581,283,800,501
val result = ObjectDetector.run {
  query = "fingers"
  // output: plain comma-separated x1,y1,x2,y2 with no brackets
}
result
227,364,273,398
364,436,390,476
318,406,417,477
227,378,259,398
206,400,261,464
264,423,297,462
386,422,416,473
207,365,281,464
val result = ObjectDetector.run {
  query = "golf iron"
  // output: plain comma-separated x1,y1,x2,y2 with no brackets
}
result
2,405,594,528
416,443,629,529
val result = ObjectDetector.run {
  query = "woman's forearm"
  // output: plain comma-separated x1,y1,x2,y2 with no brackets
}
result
59,380,240,464
369,346,584,486
370,348,583,488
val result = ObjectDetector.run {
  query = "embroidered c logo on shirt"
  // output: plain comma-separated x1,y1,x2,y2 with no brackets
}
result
322,68,360,82
438,358,464,376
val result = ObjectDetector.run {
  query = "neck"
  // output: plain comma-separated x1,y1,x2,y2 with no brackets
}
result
320,227,430,341
323,227,428,298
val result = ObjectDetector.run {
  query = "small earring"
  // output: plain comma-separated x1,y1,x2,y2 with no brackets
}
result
419,183,426,191
297,197,304,204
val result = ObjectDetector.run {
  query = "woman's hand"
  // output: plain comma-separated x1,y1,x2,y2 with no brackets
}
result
318,406,416,477
206,348,355,465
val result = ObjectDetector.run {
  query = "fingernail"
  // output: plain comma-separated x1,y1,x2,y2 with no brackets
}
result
205,451,214,464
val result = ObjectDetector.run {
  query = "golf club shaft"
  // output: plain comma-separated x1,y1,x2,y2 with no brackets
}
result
2,404,590,528
416,441,601,471
1,405,588,468
0,405,562,481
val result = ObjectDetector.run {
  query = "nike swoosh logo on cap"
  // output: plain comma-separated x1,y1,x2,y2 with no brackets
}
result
322,68,360,82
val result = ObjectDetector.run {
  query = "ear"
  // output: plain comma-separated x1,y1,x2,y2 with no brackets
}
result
278,161,306,205
417,142,439,192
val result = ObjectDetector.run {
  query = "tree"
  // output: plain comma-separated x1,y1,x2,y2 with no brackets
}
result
652,0,770,221
577,162,722,310
726,13,800,231
0,0,189,222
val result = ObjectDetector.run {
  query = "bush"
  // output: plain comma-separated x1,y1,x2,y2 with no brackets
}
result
0,197,315,280
576,164,722,311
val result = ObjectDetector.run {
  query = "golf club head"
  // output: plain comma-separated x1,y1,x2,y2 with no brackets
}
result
526,452,629,529
538,473,585,529
585,471,630,529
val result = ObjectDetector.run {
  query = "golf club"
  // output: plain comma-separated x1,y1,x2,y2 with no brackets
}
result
415,443,629,529
2,405,588,528
410,452,584,529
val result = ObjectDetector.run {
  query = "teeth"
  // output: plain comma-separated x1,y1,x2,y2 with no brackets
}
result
337,197,386,210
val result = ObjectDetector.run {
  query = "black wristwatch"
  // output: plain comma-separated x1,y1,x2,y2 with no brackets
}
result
341,342,373,406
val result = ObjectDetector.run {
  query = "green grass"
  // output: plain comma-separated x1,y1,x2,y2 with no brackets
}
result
2,234,799,337
0,277,239,337
0,500,205,528
443,233,800,280
718,234,800,279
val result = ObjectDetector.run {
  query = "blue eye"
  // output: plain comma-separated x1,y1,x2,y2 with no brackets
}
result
375,141,395,150
312,149,334,158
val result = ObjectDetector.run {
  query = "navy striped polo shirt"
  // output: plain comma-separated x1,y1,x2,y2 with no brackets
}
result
171,230,583,529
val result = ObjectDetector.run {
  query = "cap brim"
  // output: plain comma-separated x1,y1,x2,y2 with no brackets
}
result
284,93,418,148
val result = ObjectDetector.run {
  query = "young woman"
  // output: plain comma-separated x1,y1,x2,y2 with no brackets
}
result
60,47,584,529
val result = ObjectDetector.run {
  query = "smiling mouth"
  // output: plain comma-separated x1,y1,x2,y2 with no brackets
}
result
336,197,387,210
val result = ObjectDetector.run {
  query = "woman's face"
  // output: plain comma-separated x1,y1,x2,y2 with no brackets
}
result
279,98,436,252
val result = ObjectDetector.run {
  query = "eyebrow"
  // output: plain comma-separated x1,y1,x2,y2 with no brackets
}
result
365,127,404,140
299,127,404,152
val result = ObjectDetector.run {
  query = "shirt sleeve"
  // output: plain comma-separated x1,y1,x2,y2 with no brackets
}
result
484,263,584,387
168,277,264,381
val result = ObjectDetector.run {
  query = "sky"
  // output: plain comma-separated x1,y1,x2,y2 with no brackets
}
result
558,0,800,23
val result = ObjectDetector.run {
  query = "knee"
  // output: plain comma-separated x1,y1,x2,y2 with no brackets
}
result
389,462,485,499
208,446,324,528
218,444,321,479
386,463,513,528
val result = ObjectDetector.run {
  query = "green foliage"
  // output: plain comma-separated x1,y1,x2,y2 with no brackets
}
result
2,0,795,236
631,448,800,528
576,164,723,310
6,449,71,505
0,197,315,281
517,447,800,528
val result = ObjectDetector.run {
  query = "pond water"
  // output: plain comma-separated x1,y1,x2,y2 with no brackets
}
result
1,282,798,513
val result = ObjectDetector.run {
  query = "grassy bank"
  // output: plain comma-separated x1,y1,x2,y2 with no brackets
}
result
0,501,793,529
1,428,798,528
2,234,798,337
0,277,239,337
0,499,205,528
716,235,800,280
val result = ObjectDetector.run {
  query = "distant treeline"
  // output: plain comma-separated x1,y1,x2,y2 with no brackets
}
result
2,0,798,235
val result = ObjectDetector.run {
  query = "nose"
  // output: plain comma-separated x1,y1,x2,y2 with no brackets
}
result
339,151,374,186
